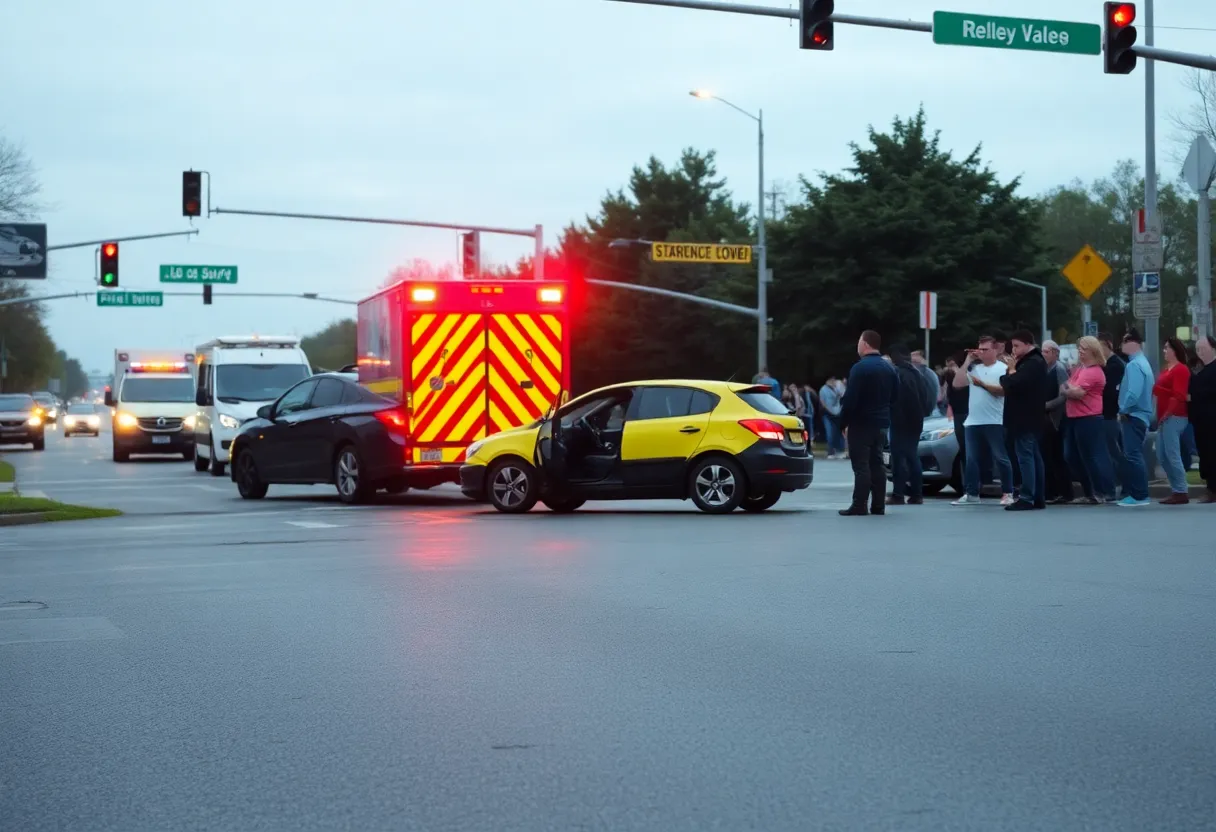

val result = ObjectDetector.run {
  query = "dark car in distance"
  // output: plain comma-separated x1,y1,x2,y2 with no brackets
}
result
0,394,46,450
228,373,412,504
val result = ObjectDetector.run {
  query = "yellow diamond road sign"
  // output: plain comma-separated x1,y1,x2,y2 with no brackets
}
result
1062,244,1112,300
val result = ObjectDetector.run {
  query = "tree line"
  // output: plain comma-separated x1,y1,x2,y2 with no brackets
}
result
0,135,90,398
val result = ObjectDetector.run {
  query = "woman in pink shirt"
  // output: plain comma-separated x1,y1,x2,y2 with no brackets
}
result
1061,336,1116,502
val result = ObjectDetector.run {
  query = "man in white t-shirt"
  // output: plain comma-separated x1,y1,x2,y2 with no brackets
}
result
950,335,1014,505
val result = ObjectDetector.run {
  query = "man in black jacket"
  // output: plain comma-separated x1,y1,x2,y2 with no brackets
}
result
887,344,931,505
984,330,1048,511
839,330,899,516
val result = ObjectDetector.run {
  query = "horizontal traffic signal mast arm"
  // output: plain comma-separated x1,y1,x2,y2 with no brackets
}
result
210,206,540,238
45,229,199,252
605,0,1216,69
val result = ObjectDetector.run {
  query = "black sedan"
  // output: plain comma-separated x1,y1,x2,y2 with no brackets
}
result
227,373,412,504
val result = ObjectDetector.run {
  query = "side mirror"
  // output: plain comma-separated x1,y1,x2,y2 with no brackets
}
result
195,390,210,407
104,390,113,407
256,404,273,421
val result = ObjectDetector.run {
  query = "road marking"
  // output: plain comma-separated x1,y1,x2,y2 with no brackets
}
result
192,484,227,493
285,520,341,529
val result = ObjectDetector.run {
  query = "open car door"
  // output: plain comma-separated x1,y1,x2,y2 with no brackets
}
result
535,411,569,490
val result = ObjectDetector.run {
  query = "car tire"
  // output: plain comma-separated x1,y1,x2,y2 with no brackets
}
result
193,441,209,472
208,439,225,477
486,459,539,513
541,497,585,513
740,489,782,512
334,445,372,505
688,455,746,514
234,450,268,500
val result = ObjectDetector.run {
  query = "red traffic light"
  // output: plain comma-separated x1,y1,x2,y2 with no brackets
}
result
103,243,117,257
811,30,829,45
1110,3,1135,26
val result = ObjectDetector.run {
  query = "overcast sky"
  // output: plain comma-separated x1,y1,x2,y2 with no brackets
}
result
7,0,1213,373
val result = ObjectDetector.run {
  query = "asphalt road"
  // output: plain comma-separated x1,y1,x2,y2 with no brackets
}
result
2,425,1214,831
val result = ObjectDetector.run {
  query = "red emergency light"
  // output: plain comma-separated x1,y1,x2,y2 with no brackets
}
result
129,361,189,373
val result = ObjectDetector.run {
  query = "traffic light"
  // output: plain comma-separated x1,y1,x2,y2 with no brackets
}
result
1103,2,1137,74
203,284,212,305
100,242,119,287
183,170,202,217
461,231,480,279
800,0,834,50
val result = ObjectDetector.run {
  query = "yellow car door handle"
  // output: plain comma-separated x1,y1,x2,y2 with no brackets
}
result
679,426,702,434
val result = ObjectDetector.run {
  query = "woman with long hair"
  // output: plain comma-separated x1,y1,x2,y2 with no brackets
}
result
1061,336,1116,503
1153,337,1192,505
1188,335,1216,504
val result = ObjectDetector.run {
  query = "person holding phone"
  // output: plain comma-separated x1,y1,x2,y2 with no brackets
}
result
950,335,1015,506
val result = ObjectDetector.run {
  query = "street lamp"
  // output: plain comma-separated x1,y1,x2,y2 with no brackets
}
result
997,276,1049,345
690,89,768,371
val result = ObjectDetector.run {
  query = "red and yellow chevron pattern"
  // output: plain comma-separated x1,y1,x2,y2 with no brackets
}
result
487,312,563,435
409,312,488,462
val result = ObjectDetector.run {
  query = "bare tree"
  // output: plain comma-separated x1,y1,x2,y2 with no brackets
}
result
0,133,42,220
1169,70,1216,181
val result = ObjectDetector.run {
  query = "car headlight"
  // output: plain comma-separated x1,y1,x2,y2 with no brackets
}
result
64,416,76,426
87,415,100,426
920,427,955,442
115,411,138,429
48,409,57,418
184,415,197,430
218,413,240,430
26,414,42,427
465,440,485,459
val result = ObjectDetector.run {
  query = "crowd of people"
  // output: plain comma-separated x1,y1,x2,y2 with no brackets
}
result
758,328,1216,516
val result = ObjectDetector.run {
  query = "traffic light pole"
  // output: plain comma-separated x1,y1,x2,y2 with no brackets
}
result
587,278,760,318
45,229,199,252
605,0,1216,71
1143,0,1159,374
210,207,546,281
0,290,357,308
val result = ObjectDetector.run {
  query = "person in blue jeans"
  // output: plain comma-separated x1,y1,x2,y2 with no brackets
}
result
989,331,1049,511
1116,330,1154,506
951,336,1014,505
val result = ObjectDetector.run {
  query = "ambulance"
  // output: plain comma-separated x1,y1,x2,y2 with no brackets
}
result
356,278,570,490
105,350,198,462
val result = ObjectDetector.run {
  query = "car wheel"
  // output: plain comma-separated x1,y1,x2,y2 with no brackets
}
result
193,440,209,472
208,439,225,477
541,497,585,513
688,456,746,514
334,445,371,505
740,489,781,512
487,459,539,513
235,451,268,499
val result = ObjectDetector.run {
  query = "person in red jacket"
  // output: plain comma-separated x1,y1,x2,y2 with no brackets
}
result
1153,337,1192,504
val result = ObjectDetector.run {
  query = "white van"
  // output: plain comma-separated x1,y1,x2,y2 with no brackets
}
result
192,336,312,475
106,350,199,462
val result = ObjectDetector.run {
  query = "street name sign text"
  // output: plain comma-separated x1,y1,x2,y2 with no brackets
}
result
160,264,239,284
651,243,753,264
98,290,164,307
932,11,1101,55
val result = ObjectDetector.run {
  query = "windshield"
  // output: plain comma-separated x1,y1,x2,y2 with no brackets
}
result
32,395,54,405
0,395,34,411
68,404,96,415
216,363,310,402
119,377,196,403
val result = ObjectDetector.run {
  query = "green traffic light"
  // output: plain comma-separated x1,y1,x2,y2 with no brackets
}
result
102,273,115,286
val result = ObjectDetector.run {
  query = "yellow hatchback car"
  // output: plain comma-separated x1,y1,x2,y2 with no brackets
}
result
459,380,813,514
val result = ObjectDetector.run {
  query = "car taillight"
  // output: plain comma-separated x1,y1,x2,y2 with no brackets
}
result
375,407,409,433
738,419,786,441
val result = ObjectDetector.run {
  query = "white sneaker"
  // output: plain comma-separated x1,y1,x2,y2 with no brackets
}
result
952,494,981,506
1000,494,1015,507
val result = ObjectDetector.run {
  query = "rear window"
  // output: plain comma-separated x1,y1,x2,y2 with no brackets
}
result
735,388,793,416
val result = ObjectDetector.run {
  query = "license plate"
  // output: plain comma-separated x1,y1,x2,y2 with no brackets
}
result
788,431,804,444
882,452,891,466
151,435,170,445
420,448,443,462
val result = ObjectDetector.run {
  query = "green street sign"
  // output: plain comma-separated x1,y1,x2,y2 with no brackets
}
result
98,290,164,307
160,264,238,284
932,11,1101,55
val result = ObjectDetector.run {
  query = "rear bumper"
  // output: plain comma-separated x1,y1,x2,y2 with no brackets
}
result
739,444,814,494
459,463,487,499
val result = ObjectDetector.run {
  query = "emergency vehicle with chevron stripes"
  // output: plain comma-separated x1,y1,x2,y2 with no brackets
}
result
355,277,570,489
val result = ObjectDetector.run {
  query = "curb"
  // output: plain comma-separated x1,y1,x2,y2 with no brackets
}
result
0,512,48,527
1148,483,1209,499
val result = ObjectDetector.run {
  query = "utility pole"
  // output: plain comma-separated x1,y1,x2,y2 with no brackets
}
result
1144,0,1159,373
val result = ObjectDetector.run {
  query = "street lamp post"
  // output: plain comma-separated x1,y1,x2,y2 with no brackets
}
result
691,90,767,372
1001,277,1049,345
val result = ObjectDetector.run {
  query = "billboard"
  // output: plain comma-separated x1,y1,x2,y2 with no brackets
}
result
0,223,47,279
